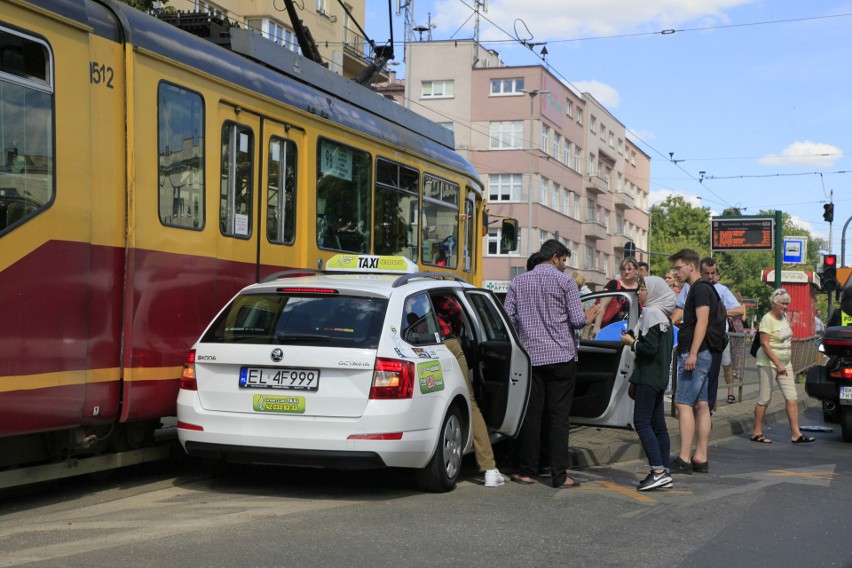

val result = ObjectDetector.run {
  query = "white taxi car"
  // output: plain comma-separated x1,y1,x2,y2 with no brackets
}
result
177,255,531,492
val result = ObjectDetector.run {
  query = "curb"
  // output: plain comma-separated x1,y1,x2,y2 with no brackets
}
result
569,386,811,469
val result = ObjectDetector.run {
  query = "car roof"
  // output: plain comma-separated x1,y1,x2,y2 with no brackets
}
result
242,255,476,299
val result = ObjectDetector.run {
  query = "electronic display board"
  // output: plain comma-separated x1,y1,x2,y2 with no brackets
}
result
711,217,774,251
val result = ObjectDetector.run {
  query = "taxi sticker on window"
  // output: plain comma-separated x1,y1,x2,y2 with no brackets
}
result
417,360,445,393
252,394,306,414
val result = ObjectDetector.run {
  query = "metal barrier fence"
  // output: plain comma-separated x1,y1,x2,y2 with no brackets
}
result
669,332,821,406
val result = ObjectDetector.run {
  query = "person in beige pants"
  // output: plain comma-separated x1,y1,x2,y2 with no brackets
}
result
434,295,504,487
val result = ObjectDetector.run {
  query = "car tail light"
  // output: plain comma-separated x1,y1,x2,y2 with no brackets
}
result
179,350,197,390
276,287,338,294
347,432,403,440
370,358,414,399
829,367,852,380
177,421,204,431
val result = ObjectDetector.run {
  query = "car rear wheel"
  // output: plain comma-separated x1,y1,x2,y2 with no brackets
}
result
415,406,464,493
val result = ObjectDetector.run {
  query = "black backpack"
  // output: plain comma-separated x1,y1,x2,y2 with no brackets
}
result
694,280,728,353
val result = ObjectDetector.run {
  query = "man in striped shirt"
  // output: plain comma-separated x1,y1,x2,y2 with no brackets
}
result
504,239,597,488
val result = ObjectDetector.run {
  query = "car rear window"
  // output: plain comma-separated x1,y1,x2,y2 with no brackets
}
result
201,293,388,349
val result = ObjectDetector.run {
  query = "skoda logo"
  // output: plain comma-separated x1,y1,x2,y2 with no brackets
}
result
270,348,284,362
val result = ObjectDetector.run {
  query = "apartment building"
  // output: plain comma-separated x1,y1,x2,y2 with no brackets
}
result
386,39,650,291
175,0,377,79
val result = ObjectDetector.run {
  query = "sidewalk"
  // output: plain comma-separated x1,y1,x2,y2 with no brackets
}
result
569,383,811,468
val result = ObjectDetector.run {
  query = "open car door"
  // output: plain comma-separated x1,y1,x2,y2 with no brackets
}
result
570,289,641,429
461,290,531,436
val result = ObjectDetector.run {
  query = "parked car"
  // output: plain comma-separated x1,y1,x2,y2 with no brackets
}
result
177,255,532,492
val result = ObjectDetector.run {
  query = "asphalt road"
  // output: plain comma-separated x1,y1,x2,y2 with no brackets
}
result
1,405,850,568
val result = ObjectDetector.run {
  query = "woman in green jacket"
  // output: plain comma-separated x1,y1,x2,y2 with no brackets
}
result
621,275,676,491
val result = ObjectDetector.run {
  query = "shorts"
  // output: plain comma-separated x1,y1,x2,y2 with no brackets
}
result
674,349,713,406
721,341,731,367
756,364,797,405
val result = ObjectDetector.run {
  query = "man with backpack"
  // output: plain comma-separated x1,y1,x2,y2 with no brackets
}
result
668,249,727,475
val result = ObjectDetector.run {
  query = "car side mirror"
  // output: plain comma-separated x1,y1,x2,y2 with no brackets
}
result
500,219,518,252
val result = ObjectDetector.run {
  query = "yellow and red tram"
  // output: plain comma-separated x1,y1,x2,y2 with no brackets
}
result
0,0,508,477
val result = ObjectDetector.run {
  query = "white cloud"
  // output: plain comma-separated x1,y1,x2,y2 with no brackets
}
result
759,141,844,168
431,0,750,40
649,189,702,208
575,81,620,108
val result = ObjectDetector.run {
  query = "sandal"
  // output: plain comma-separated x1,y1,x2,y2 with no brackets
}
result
750,434,772,444
727,395,737,404
556,476,581,489
792,435,815,444
511,473,536,485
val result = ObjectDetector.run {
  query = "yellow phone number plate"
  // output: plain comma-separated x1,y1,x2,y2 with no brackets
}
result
252,394,306,414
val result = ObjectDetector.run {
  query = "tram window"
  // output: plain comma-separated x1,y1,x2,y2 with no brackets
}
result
220,122,254,238
422,175,459,268
267,137,297,245
0,28,53,236
316,138,371,252
374,158,419,260
158,82,204,230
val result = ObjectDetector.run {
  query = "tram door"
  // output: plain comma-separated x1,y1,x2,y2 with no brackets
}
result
215,104,262,284
258,118,306,275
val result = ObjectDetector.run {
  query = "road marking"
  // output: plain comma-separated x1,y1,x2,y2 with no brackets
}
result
573,480,691,503
725,464,837,487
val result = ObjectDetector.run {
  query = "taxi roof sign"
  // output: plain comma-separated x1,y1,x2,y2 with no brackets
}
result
325,254,418,274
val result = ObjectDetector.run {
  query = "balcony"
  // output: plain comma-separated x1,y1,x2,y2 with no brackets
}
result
582,219,608,240
613,189,635,209
342,27,389,82
585,174,608,195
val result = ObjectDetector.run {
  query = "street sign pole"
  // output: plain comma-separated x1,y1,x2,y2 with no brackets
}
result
774,209,782,289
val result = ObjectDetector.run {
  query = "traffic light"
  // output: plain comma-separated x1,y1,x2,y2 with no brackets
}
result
823,254,838,292
823,203,834,222
624,240,636,258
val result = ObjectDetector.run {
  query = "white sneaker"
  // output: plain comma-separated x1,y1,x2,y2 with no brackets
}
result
484,468,505,487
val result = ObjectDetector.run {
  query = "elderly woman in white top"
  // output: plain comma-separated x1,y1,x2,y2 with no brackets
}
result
750,288,814,444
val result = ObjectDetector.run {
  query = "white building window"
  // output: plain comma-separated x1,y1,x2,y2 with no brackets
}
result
540,124,550,154
421,80,454,98
489,121,523,150
576,108,583,125
573,146,582,172
552,131,560,158
488,173,522,201
563,140,571,166
589,115,597,134
588,153,596,176
551,183,559,211
539,177,548,205
565,100,573,117
562,188,569,216
490,77,524,95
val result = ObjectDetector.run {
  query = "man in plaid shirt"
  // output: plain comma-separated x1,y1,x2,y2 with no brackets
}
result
504,239,598,488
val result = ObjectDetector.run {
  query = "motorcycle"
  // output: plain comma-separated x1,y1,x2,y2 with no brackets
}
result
806,326,852,442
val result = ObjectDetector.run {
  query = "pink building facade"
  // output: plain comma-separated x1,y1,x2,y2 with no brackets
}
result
379,40,650,291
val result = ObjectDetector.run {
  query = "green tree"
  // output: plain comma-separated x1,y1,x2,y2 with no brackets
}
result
648,195,712,276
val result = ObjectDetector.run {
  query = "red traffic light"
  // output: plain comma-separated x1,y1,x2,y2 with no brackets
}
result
824,254,837,267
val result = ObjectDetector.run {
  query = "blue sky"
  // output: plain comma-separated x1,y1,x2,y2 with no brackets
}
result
364,0,852,261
